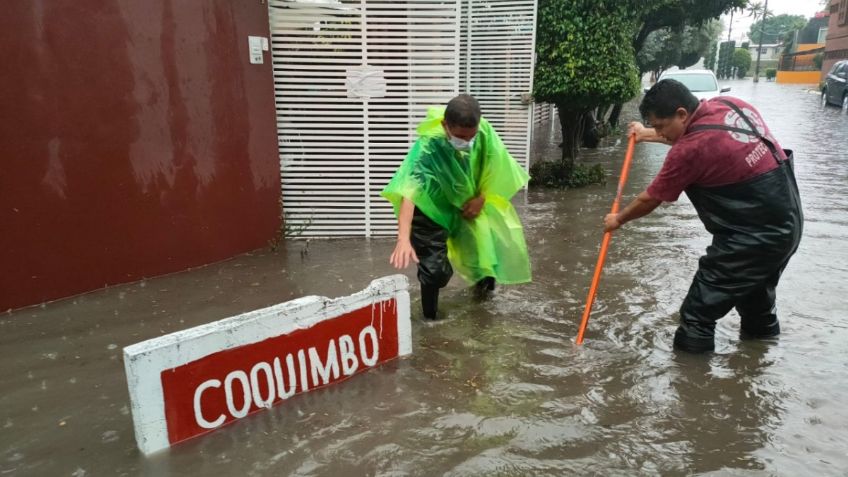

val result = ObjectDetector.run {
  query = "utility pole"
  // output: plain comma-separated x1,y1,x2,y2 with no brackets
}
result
753,0,769,83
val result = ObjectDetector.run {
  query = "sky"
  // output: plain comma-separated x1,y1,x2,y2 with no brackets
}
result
720,0,828,44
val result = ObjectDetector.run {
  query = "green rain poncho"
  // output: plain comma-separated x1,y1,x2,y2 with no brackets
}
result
381,107,532,285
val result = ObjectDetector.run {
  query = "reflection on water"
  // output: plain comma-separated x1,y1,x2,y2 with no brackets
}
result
1,81,847,476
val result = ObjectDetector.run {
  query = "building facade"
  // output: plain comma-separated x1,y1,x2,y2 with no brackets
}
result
824,0,848,75
748,44,782,62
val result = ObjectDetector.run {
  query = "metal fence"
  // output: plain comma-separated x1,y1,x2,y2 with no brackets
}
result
779,47,825,71
271,0,537,237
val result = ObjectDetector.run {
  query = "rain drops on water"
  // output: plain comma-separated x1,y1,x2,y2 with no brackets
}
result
101,430,119,443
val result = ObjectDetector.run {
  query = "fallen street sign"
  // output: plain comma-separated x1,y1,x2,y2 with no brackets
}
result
123,275,411,455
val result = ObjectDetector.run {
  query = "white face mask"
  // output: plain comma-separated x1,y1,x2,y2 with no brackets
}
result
448,134,475,152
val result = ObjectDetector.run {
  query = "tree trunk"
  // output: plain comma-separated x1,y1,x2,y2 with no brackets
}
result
595,104,612,139
581,110,600,148
633,22,652,55
596,104,610,121
556,104,584,169
607,103,624,130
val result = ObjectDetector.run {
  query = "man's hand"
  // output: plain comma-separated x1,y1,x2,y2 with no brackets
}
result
627,122,671,145
603,192,662,233
462,195,485,220
604,213,622,233
389,238,419,269
627,122,649,143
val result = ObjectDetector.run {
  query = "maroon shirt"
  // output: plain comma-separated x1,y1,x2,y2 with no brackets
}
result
647,97,785,202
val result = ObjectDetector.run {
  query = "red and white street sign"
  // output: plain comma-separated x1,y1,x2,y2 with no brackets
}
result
123,275,411,455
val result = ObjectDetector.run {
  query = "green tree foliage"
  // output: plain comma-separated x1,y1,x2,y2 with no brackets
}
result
604,0,746,128
533,0,746,175
746,1,768,24
732,48,752,78
629,0,747,56
534,0,640,164
638,29,681,77
748,14,807,45
705,41,718,71
637,22,723,77
681,20,723,69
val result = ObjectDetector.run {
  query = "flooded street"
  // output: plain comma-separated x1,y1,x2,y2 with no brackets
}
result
2,80,848,476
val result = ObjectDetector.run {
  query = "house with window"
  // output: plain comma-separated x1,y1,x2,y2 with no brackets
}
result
747,43,782,61
823,0,848,76
799,12,831,45
777,12,829,83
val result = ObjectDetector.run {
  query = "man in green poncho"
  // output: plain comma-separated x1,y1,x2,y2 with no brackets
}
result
381,94,532,320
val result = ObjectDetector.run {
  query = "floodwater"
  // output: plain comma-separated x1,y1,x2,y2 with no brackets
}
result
2,80,847,476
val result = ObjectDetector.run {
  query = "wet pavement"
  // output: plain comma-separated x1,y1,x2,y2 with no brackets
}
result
2,79,848,476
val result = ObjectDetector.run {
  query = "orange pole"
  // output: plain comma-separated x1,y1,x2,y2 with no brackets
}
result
576,134,637,344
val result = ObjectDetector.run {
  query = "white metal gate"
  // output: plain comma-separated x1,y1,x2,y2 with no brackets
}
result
460,0,537,169
270,0,536,237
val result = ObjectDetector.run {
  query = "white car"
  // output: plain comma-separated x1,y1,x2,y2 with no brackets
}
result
654,69,731,100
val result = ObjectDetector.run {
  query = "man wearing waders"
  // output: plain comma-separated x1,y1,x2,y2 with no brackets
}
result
604,80,803,353
381,94,532,320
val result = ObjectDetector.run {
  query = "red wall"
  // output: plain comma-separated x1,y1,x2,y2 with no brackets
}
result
0,1,281,311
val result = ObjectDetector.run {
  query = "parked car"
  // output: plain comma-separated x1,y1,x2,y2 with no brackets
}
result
821,60,848,113
652,69,731,100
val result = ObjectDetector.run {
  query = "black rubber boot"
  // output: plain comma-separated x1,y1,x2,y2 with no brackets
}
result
737,287,781,340
673,326,715,354
740,318,780,340
421,285,440,320
473,277,495,301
